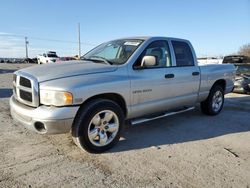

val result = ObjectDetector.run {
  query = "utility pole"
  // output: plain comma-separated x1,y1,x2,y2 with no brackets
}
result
25,36,29,59
78,23,81,59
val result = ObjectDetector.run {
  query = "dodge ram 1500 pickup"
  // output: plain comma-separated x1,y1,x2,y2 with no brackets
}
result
10,37,235,153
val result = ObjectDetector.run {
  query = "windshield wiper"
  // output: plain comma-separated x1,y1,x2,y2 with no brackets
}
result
82,56,112,65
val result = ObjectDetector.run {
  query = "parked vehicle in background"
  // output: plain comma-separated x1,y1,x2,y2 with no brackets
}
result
23,58,38,64
37,51,59,64
222,55,250,94
10,37,235,153
0,58,37,64
56,56,77,63
197,57,223,65
223,55,250,64
233,63,250,94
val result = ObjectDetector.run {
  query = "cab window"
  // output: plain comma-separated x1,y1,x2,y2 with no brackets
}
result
172,41,194,66
134,40,172,68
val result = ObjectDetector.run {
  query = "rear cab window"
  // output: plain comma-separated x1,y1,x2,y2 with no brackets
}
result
171,41,194,67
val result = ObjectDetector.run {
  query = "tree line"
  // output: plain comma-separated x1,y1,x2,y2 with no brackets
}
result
238,43,250,57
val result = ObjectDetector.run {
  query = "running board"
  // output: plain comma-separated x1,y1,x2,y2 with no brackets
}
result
131,107,195,125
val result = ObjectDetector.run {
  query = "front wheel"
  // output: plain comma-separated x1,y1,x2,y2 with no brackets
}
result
200,85,224,116
71,99,125,153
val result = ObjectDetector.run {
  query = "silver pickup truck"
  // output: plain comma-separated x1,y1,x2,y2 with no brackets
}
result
10,37,235,153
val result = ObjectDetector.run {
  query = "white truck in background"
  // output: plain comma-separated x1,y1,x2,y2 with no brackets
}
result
197,57,223,65
37,51,59,64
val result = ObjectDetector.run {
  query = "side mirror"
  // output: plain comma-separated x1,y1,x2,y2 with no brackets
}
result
141,56,156,67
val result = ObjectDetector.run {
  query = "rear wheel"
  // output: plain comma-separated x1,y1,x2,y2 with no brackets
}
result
71,99,125,153
200,85,224,116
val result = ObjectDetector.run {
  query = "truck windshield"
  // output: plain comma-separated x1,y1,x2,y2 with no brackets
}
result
82,39,144,65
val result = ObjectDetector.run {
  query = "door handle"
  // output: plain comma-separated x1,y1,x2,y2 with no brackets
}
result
192,72,200,76
165,74,175,79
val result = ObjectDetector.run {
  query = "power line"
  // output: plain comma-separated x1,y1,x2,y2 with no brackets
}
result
0,33,96,46
0,33,24,38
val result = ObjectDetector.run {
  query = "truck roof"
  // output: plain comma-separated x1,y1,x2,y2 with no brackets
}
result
114,36,189,42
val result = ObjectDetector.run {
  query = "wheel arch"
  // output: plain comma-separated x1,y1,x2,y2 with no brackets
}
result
211,79,226,92
79,93,127,117
200,79,226,116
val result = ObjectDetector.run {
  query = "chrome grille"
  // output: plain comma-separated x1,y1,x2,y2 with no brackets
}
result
13,72,39,107
20,77,31,88
19,90,32,102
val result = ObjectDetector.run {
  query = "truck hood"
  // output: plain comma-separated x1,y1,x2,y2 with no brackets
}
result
17,60,118,82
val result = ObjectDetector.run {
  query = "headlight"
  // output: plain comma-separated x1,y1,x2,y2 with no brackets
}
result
40,90,73,106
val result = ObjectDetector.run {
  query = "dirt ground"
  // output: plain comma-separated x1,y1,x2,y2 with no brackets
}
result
0,63,250,188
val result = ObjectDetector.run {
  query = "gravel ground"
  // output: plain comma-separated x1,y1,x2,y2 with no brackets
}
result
0,63,250,188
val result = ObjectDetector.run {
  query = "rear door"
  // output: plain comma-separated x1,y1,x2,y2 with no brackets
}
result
168,40,200,106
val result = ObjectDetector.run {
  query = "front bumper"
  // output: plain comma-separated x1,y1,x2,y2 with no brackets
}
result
10,96,80,134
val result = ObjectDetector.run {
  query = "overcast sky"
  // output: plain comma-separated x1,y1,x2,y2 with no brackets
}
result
0,0,249,58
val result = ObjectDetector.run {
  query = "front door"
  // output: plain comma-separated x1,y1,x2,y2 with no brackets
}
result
130,40,175,118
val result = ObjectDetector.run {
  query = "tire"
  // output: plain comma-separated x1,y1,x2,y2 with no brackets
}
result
200,85,224,116
71,99,125,153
